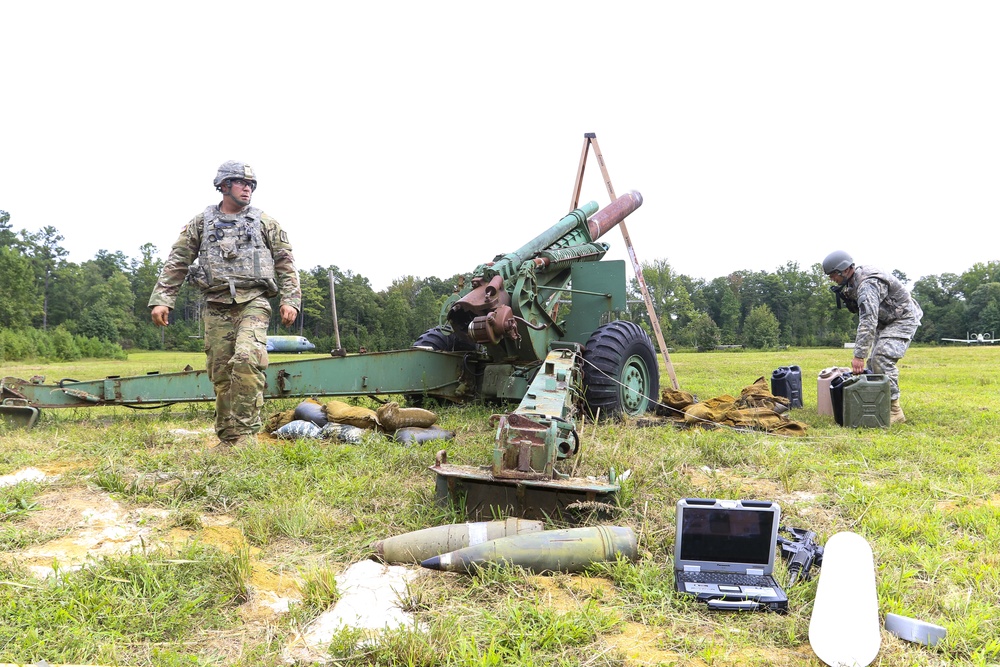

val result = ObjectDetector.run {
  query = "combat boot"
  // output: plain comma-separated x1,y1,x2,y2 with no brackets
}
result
890,399,906,425
231,434,258,448
214,439,235,453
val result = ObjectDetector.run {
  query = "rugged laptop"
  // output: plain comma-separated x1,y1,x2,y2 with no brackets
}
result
674,498,788,612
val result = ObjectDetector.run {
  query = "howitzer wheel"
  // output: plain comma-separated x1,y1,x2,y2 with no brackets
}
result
407,327,475,407
582,321,659,419
412,326,476,353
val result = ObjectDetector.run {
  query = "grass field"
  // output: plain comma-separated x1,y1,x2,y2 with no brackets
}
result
1,346,998,666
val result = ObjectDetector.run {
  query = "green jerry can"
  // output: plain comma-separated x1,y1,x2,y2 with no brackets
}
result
840,374,890,428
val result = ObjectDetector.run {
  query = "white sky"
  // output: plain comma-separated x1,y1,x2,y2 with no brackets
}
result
2,1,998,291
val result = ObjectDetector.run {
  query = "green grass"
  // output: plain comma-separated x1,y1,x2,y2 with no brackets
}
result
1,346,999,666
0,542,247,664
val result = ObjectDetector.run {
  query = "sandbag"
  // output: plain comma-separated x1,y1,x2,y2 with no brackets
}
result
377,401,438,430
320,422,364,444
266,408,298,433
393,426,455,445
322,400,380,430
293,399,328,426
274,420,323,439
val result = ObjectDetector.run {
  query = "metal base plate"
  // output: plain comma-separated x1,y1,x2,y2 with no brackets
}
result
0,401,40,429
431,462,619,521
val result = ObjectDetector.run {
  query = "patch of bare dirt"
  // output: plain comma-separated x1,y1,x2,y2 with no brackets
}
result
2,470,303,624
530,576,694,666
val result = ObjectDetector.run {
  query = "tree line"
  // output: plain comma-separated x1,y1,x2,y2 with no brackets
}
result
2,211,999,360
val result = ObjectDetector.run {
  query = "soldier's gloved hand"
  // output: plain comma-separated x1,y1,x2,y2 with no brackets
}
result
151,306,170,327
280,305,298,327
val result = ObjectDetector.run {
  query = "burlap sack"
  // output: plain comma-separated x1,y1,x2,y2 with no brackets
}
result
376,401,438,430
322,400,381,430
266,408,298,433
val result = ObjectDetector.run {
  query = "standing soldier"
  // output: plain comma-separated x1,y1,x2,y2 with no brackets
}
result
149,161,301,448
823,250,922,424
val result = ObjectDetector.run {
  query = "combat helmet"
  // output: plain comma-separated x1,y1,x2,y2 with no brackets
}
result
822,250,853,275
214,161,257,190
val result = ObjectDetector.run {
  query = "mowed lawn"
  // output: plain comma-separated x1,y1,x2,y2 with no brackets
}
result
1,345,998,666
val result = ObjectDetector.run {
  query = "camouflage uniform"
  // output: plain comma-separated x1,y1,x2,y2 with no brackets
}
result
148,206,300,441
839,265,922,400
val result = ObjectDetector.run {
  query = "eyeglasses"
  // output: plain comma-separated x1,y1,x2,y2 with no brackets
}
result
228,178,256,192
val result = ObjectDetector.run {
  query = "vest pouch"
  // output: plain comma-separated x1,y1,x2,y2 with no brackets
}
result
186,264,210,290
262,278,279,298
218,235,239,260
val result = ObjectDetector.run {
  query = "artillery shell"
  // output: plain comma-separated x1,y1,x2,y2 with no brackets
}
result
420,525,637,574
374,518,545,564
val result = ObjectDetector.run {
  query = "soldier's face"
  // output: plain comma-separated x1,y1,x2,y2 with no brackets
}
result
827,267,852,285
223,179,253,207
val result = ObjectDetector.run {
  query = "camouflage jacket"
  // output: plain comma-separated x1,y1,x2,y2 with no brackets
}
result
843,265,922,355
148,205,301,311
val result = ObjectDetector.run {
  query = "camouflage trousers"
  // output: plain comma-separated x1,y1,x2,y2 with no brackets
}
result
866,318,919,400
204,296,271,441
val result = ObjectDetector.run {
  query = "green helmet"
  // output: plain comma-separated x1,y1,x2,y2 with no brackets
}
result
822,250,853,275
213,161,257,190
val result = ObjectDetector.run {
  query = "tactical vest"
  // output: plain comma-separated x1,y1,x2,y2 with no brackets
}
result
188,206,278,299
846,265,918,324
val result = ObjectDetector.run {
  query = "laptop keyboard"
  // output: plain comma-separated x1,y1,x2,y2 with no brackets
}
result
679,571,773,587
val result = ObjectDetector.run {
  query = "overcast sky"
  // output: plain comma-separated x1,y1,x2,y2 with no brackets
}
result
2,1,998,292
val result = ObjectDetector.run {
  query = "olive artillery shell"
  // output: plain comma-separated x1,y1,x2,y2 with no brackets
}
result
420,525,638,573
374,518,545,564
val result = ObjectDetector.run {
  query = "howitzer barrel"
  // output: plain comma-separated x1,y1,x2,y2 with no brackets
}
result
510,201,600,266
587,190,643,241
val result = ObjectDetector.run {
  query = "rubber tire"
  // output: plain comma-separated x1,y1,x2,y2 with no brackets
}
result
407,327,474,407
412,327,475,352
583,321,659,419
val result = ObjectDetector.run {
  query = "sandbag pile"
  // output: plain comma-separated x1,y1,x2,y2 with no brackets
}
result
657,377,808,435
273,419,365,443
266,399,454,444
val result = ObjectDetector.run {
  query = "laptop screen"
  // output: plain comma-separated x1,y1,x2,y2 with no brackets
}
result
678,503,776,566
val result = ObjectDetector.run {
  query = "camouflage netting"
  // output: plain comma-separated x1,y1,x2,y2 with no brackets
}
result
656,377,808,435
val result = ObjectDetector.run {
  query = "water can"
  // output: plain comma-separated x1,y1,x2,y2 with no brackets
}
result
771,365,803,408
840,374,890,428
817,367,851,416
829,371,852,426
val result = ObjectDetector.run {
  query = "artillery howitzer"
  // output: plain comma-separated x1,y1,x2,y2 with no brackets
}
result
2,191,658,518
